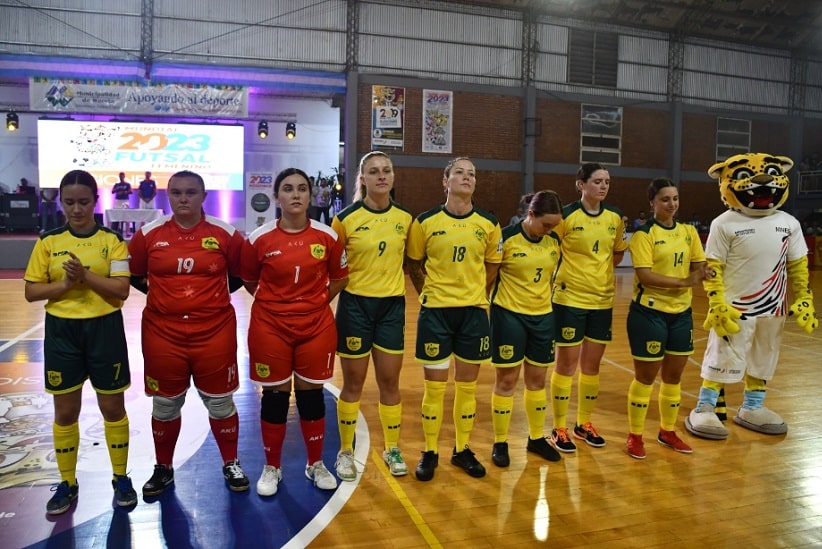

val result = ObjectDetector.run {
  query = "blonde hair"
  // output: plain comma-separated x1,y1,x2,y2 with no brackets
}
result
354,151,392,202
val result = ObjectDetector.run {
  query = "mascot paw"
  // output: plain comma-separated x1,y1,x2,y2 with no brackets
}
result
789,298,818,334
702,304,742,337
733,407,787,435
684,403,728,440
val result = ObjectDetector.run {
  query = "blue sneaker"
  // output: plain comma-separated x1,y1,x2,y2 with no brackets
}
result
47,480,78,515
112,475,138,508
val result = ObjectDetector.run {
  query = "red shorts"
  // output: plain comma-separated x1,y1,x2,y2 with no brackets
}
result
248,303,337,386
142,308,239,398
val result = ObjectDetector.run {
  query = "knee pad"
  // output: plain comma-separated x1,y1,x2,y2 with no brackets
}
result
261,390,290,424
199,391,237,420
152,394,185,422
295,389,325,421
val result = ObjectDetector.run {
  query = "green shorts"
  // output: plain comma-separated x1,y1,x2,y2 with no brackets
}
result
335,291,405,358
44,310,131,395
627,301,694,360
490,305,555,367
553,303,613,345
415,306,491,364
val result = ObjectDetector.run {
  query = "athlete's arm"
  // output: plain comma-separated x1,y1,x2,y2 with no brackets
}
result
406,258,425,295
328,277,348,302
613,249,625,266
634,262,707,289
485,261,501,295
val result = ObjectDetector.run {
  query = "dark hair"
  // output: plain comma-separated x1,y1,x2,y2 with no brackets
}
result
59,170,98,201
355,151,392,201
444,157,473,178
648,177,677,202
274,168,310,195
525,190,563,216
576,163,606,183
169,170,205,191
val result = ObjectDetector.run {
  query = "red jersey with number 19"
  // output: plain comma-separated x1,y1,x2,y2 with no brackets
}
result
241,219,348,315
128,214,243,323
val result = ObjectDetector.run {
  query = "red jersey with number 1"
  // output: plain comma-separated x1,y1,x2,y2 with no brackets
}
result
241,219,348,315
128,214,244,324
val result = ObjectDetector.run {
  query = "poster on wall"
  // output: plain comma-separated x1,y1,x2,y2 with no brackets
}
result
422,90,453,154
245,173,276,231
371,86,404,151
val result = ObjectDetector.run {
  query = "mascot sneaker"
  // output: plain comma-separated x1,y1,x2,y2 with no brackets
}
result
733,406,788,435
685,403,728,440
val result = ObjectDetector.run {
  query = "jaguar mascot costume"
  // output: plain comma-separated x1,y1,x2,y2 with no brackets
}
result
685,152,818,440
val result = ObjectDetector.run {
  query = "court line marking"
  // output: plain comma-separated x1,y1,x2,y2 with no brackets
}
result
0,322,44,354
370,449,443,549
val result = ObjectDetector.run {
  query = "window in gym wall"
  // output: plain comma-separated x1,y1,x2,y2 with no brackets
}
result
580,104,622,166
568,29,618,87
716,117,750,161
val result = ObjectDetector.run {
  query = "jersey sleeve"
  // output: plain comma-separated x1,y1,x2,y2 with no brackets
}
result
688,225,707,264
128,230,148,276
23,238,50,283
109,236,130,277
328,232,349,281
614,213,629,253
486,222,503,263
331,216,347,245
240,238,261,282
628,230,654,269
406,218,426,261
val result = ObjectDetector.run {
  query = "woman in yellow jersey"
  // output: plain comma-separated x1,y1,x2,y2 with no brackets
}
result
550,163,628,452
406,157,503,481
625,178,708,459
489,191,563,467
23,170,136,514
332,152,413,480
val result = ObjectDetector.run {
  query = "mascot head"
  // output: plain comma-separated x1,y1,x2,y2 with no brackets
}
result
708,152,792,217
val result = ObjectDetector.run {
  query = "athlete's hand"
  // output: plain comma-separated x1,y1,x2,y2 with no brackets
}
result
703,303,742,337
789,296,818,334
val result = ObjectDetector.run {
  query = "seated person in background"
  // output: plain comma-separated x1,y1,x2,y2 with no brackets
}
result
17,177,36,195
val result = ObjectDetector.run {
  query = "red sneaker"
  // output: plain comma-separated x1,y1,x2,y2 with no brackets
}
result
658,429,693,454
626,433,646,459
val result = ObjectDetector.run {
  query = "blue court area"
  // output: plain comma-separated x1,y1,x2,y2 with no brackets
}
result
0,338,357,549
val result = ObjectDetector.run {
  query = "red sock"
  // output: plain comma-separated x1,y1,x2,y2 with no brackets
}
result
209,414,239,464
299,418,325,465
260,420,286,468
152,416,181,467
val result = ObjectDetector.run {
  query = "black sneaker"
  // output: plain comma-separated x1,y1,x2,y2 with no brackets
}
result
143,464,174,497
550,428,577,453
415,451,438,481
491,442,510,467
223,460,250,492
112,475,138,507
573,422,606,447
527,437,561,462
451,447,486,478
46,480,78,515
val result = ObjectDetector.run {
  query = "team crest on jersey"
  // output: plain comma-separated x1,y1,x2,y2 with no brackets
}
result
561,327,576,340
310,244,326,259
47,370,62,387
100,246,109,260
346,337,362,352
255,362,270,378
498,345,514,360
646,341,662,355
395,223,405,234
424,342,440,357
201,237,220,250
608,225,617,236
474,228,486,242
145,375,159,392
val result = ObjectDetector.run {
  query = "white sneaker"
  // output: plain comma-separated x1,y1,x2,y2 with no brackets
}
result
382,447,409,476
305,460,337,490
335,450,358,481
256,465,282,497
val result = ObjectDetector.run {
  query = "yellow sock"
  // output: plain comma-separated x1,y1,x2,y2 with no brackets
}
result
550,371,573,429
421,380,446,453
524,387,547,440
337,399,360,452
453,380,477,450
491,393,514,443
658,382,681,432
577,373,600,425
53,422,79,485
379,402,402,450
628,380,653,435
104,415,130,476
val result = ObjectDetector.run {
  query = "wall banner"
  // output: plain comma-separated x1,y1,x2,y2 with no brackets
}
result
422,89,453,154
246,173,276,232
29,78,249,117
371,86,404,151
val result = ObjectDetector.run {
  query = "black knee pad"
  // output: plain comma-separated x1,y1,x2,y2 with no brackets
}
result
295,389,325,421
260,390,290,424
